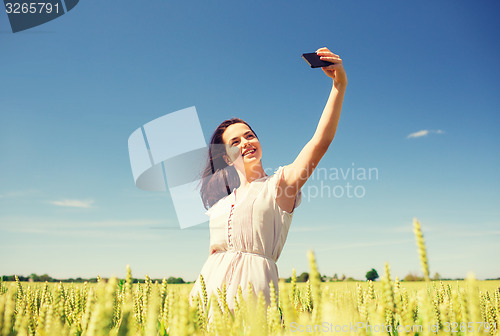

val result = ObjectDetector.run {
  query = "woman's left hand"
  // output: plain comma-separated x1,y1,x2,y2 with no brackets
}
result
316,47,347,90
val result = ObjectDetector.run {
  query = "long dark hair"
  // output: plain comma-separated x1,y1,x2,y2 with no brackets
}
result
200,118,258,209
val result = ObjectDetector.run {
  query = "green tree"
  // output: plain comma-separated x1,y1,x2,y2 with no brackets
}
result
403,273,423,281
365,268,379,281
40,274,51,282
296,272,309,283
167,277,185,284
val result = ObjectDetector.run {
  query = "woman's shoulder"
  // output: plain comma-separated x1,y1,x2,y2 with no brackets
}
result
259,166,286,197
248,166,286,192
262,166,285,180
267,165,302,213
267,166,288,184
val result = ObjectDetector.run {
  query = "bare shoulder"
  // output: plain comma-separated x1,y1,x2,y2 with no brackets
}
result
276,165,299,213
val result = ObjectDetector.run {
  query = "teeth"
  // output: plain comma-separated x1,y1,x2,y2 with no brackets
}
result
243,149,255,156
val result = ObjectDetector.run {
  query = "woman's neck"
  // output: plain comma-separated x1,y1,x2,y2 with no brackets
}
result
236,163,267,187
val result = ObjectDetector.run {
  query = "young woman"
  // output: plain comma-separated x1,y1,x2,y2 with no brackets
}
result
189,47,347,319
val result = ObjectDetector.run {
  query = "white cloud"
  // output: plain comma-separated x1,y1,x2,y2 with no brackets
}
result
0,217,181,241
407,130,429,138
0,189,41,198
50,199,94,208
0,216,174,230
407,129,445,139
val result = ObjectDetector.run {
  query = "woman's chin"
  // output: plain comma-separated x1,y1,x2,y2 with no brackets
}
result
243,155,261,163
243,151,261,160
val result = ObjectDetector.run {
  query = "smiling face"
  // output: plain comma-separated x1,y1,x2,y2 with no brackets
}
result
221,123,262,169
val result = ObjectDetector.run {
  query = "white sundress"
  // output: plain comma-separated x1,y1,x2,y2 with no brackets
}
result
189,166,302,317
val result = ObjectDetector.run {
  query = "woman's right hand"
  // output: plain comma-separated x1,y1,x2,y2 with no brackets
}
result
316,47,347,91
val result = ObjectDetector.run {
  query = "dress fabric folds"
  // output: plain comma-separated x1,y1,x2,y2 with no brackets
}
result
189,166,302,319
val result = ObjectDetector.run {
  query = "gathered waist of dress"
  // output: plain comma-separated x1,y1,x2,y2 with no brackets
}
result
211,250,276,264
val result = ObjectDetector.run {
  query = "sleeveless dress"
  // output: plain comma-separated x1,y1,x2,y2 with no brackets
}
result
189,166,302,317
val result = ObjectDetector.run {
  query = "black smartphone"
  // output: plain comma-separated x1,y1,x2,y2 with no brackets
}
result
301,52,334,68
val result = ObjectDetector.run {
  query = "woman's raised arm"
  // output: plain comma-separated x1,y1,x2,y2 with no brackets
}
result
277,47,347,212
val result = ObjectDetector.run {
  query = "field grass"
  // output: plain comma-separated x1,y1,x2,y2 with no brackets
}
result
0,219,498,335
0,266,499,335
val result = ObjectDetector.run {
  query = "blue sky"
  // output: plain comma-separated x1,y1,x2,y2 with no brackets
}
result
1,0,499,281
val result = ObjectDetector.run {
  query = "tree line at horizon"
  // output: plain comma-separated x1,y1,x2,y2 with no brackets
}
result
4,270,498,284
0,274,187,284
